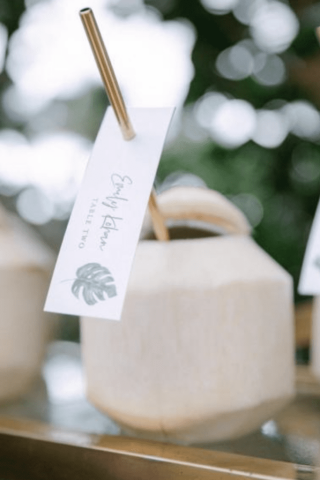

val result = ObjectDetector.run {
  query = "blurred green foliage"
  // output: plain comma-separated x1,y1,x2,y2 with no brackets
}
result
1,0,320,304
149,0,320,302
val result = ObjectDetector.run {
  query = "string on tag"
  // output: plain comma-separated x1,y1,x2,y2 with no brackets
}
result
79,7,169,241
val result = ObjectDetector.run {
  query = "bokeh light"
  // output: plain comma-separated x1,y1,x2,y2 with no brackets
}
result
216,44,254,80
253,110,288,148
200,0,238,16
233,0,259,25
0,131,91,224
16,187,55,225
291,144,320,184
283,101,320,140
210,99,257,148
0,130,31,190
6,0,195,112
250,1,299,54
231,193,264,227
194,91,309,150
181,106,210,143
0,0,317,308
2,86,67,122
253,53,286,86
194,92,228,129
0,23,8,73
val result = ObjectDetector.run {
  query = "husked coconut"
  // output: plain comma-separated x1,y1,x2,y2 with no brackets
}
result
0,205,55,402
81,186,295,443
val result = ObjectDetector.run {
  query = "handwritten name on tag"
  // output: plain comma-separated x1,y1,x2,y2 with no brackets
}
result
299,198,320,295
45,107,174,320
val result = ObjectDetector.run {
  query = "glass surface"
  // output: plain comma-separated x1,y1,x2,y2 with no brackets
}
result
0,340,319,468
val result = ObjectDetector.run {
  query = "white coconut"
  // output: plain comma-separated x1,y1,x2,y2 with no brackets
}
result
0,205,55,402
81,186,294,443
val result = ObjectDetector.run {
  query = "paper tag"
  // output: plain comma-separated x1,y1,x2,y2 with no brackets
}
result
299,198,320,295
45,107,174,320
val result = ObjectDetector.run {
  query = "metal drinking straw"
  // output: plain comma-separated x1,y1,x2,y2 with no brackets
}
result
79,8,169,241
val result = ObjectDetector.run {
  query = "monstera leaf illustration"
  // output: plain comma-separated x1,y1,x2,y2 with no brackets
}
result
71,263,117,306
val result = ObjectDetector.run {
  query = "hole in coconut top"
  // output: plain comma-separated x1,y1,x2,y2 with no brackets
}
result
142,219,226,241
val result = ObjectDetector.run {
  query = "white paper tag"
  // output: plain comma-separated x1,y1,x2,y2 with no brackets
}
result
45,107,174,320
299,198,320,295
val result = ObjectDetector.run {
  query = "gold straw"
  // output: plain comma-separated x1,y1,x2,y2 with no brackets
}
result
316,26,320,43
148,188,170,241
80,8,134,140
79,7,169,241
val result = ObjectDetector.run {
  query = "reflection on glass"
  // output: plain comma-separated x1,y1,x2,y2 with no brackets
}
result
41,340,121,434
43,342,85,404
261,419,280,438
